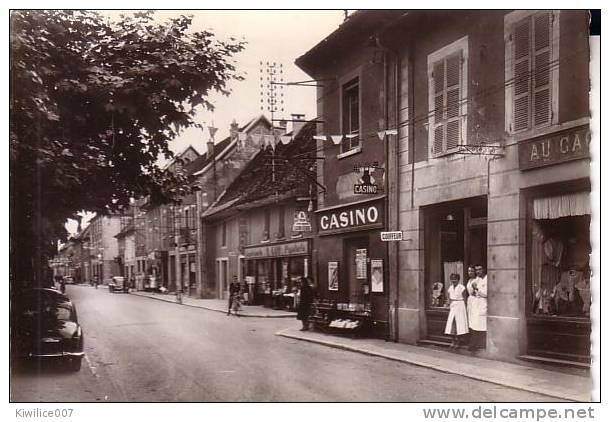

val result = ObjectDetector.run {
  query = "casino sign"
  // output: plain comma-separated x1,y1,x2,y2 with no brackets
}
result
316,198,384,235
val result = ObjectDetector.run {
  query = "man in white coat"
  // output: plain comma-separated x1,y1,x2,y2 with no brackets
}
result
468,264,488,351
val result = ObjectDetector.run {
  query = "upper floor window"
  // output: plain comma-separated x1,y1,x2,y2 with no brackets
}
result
221,221,227,247
427,36,468,157
340,78,360,154
263,209,271,241
505,11,559,134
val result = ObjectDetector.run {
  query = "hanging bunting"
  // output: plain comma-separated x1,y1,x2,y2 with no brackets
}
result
238,132,248,141
385,129,398,136
263,134,275,148
331,135,343,145
345,134,358,139
280,135,292,145
208,126,218,139
313,135,327,141
377,131,386,141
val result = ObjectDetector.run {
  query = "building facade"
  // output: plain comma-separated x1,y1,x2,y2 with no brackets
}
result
297,10,592,364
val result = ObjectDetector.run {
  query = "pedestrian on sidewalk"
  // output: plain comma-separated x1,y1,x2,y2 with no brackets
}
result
465,265,477,338
444,273,468,348
227,276,240,315
297,276,314,331
468,264,488,351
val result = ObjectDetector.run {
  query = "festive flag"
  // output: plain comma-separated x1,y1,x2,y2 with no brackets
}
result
345,134,358,139
280,135,292,145
331,135,343,145
377,131,386,141
386,129,398,136
264,135,274,147
313,135,327,141
208,126,218,139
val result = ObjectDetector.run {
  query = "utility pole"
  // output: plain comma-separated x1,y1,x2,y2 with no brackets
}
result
260,61,284,185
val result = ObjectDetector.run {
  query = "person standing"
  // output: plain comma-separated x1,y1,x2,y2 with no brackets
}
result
297,276,314,331
465,266,477,333
469,264,488,351
444,273,468,348
227,275,240,316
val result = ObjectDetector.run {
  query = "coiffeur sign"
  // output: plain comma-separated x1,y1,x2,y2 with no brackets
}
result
317,198,384,235
518,125,590,170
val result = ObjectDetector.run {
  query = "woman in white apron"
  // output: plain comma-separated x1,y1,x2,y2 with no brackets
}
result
444,273,468,348
469,265,488,351
465,266,477,328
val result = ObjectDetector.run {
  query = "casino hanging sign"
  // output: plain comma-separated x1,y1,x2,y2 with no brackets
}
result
316,198,384,235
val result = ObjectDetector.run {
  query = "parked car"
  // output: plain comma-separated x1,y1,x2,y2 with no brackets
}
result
11,288,84,371
108,276,129,293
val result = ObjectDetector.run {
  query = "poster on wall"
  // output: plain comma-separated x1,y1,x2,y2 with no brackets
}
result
356,248,367,279
328,261,339,291
371,259,383,293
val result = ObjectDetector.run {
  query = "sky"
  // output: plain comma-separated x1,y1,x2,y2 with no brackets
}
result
64,10,346,235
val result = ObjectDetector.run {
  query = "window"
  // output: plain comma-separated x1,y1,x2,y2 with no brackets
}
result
263,209,270,241
427,36,468,156
340,78,360,154
221,222,227,247
505,11,559,133
278,205,285,239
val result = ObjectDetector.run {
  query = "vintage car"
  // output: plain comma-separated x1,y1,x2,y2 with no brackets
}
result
108,276,129,293
11,288,84,371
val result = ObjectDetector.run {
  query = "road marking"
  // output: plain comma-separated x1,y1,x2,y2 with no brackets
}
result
84,354,98,378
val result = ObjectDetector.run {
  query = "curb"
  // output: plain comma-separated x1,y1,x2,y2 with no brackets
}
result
129,291,296,318
276,329,586,402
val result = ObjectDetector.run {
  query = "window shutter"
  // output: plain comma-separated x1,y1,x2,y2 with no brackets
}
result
432,61,445,154
513,18,531,132
445,53,461,150
533,12,552,126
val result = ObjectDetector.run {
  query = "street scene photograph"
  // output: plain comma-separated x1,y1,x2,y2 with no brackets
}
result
8,8,599,410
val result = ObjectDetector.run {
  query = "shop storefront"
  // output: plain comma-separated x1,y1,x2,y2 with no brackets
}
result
314,197,389,338
242,239,311,307
423,196,488,344
518,124,591,364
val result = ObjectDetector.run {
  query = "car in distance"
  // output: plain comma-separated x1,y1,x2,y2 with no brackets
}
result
11,288,84,371
108,276,129,293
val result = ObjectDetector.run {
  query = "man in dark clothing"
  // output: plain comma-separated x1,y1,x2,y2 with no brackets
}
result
227,276,241,315
297,276,314,331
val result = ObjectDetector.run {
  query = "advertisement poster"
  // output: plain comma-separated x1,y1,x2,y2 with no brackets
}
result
371,259,383,293
328,261,339,291
356,248,367,279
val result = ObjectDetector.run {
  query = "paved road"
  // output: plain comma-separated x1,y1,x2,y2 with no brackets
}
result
11,285,562,402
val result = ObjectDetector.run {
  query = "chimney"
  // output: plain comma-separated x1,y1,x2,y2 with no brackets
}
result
229,119,239,140
291,113,306,135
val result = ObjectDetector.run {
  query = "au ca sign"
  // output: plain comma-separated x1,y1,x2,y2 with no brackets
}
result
518,125,590,170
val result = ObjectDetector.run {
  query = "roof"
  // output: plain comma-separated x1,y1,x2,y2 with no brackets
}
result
296,10,403,75
183,115,272,176
203,120,317,220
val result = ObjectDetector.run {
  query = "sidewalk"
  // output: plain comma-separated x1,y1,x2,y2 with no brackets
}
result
130,290,296,318
276,328,592,402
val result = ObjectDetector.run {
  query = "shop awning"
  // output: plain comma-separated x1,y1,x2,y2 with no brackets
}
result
534,192,591,219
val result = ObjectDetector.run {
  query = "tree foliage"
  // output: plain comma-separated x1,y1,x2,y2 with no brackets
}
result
10,10,246,283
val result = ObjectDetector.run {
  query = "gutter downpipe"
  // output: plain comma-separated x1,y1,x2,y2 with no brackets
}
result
376,32,401,343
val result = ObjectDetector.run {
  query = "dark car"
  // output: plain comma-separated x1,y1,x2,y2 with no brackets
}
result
11,288,84,371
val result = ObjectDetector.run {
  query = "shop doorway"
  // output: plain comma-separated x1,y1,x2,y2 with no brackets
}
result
216,258,229,299
424,196,488,345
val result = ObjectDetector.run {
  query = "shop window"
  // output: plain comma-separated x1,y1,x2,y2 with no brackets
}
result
530,193,591,318
340,78,360,154
427,36,468,157
505,11,559,133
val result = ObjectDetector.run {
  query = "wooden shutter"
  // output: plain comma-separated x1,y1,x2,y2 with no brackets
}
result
445,53,462,150
513,18,531,132
533,12,552,126
432,61,445,154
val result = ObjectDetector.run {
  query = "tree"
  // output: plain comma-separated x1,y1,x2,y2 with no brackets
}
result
10,10,246,286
